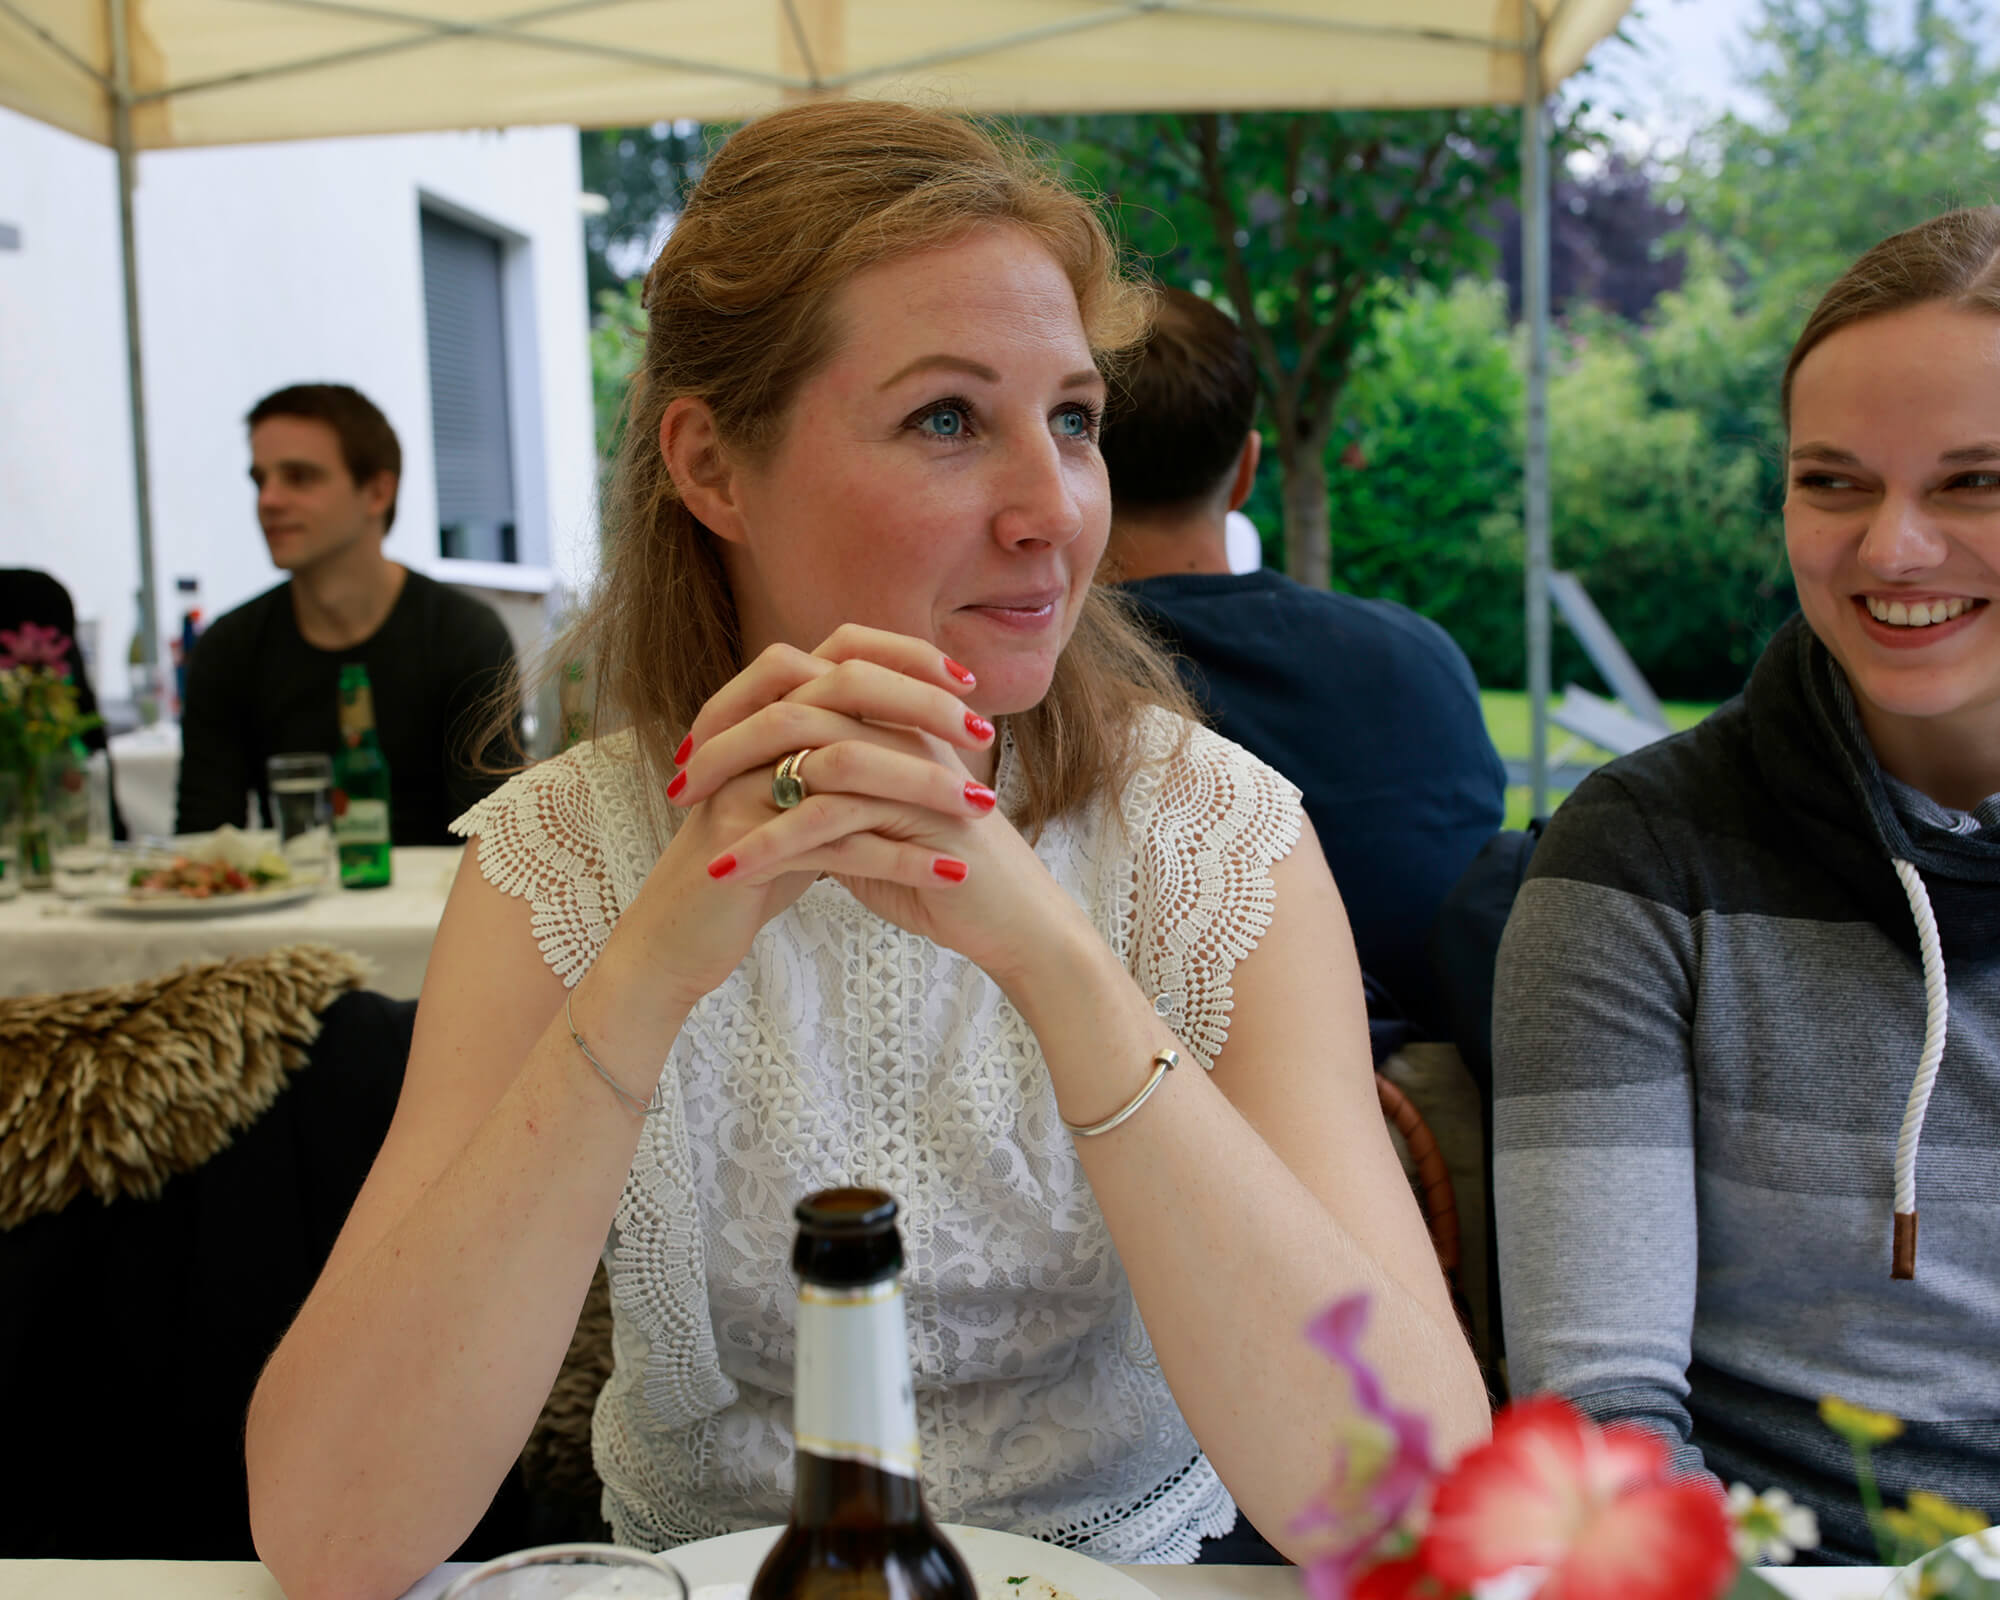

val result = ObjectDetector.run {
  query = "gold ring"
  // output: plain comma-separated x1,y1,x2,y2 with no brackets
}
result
772,748,813,810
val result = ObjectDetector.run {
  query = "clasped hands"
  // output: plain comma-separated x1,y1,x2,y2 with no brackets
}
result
628,624,1082,1010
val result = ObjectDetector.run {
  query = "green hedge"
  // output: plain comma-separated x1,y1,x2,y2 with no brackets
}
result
1246,271,1799,701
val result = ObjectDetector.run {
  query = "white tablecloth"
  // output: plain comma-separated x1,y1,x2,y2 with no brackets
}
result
106,720,183,840
0,1560,1900,1600
0,845,463,1001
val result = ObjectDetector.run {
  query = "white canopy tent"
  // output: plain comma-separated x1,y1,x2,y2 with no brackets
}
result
0,0,1633,808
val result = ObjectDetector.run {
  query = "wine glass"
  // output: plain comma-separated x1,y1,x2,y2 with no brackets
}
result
440,1543,689,1600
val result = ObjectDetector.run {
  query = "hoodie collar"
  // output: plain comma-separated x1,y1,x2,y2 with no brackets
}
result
1748,611,2000,887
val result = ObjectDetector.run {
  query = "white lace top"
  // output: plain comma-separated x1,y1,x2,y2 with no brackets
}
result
454,707,1304,1562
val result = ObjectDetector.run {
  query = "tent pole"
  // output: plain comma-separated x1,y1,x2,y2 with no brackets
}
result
110,0,161,709
1520,4,1552,818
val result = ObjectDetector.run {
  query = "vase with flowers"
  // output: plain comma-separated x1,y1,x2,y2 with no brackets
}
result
1296,1295,1994,1600
0,622,103,889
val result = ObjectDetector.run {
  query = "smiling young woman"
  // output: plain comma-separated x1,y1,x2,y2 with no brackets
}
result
241,102,1486,1600
1783,297,2000,810
1492,207,2000,1564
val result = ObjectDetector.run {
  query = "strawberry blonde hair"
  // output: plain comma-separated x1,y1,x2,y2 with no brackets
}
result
547,100,1190,834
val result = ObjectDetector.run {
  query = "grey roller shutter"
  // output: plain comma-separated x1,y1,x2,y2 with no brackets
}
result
420,208,517,562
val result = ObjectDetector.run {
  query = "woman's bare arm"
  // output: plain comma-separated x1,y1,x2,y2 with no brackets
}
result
693,649,1491,1538
995,819,1490,1552
246,848,684,1600
247,636,996,1600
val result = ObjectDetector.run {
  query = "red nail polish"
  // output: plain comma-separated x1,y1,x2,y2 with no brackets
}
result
965,711,995,742
707,853,737,880
932,857,968,883
943,656,976,686
666,770,688,801
964,781,997,812
673,733,693,765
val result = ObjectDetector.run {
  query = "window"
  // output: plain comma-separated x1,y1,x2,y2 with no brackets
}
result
420,207,517,562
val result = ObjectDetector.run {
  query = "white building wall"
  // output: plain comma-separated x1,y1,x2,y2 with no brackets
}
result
0,107,596,690
0,108,138,676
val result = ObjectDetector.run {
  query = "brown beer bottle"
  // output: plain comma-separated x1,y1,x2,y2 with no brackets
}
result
748,1189,978,1600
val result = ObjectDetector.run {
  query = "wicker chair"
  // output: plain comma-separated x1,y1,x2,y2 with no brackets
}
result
1378,1069,1460,1276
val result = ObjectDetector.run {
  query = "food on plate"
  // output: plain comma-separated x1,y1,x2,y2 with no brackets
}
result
984,1579,1078,1600
128,848,291,898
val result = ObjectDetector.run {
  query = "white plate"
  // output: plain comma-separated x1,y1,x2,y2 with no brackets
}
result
86,881,323,918
1881,1526,2000,1599
663,1523,1161,1600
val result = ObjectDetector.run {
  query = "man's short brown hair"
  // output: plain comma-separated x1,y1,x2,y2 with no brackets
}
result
1101,286,1258,511
246,383,402,532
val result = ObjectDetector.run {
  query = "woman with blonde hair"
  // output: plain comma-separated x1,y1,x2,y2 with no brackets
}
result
245,101,1485,1600
1493,207,2000,1562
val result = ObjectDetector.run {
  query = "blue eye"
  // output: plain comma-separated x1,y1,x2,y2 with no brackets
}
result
1054,402,1101,441
918,404,968,438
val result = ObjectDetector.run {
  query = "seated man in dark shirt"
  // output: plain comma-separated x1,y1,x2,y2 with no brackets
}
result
177,384,518,846
1104,288,1505,1034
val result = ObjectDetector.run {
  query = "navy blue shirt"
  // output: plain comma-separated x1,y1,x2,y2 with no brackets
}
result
1123,569,1505,1031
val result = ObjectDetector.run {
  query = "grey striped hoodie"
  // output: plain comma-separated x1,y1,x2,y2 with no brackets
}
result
1492,612,2000,1563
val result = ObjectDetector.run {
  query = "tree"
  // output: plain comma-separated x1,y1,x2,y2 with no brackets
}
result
1671,0,2000,326
1301,280,1523,627
591,277,648,467
1288,275,1792,698
579,122,716,302
1036,110,1548,589
1490,151,1687,322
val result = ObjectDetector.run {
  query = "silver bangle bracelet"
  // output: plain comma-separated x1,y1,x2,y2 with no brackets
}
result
1062,1047,1179,1138
566,990,668,1118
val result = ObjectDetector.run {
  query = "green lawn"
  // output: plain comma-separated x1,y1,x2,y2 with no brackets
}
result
1480,690,1719,830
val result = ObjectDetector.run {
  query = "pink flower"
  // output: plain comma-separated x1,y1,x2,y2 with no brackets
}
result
1419,1397,1736,1600
0,622,71,671
1296,1296,1439,1600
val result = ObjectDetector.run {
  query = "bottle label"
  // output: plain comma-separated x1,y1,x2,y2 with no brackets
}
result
334,798,390,845
338,680,377,742
793,1280,921,1479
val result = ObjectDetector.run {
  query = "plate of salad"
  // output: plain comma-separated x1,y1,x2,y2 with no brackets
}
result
88,827,322,917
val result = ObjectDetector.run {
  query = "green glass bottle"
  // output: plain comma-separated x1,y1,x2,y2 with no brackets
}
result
332,662,393,889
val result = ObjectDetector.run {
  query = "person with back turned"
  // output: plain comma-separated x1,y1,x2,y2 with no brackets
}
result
175,383,518,844
1102,287,1506,1035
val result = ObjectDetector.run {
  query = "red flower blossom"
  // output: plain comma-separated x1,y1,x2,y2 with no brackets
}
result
1420,1396,1736,1600
1350,1554,1446,1600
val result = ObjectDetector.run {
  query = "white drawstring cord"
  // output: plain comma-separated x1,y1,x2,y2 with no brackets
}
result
1890,858,1948,1279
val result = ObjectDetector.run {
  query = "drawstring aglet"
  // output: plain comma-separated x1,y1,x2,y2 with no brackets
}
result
1892,1211,1918,1280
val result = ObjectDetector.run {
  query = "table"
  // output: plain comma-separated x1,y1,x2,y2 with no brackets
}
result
0,1560,1902,1599
0,845,464,1001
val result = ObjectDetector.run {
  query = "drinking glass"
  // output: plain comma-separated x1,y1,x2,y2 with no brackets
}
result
0,770,20,901
47,748,114,898
440,1544,688,1600
267,751,335,887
